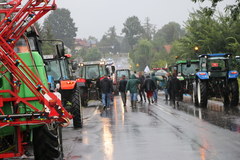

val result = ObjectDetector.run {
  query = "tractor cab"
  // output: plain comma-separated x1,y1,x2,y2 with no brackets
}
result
193,53,239,108
176,60,199,79
78,61,109,80
77,61,113,106
173,60,199,98
198,53,234,78
41,40,83,128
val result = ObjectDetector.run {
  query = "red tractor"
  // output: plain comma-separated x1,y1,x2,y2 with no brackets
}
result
42,40,83,128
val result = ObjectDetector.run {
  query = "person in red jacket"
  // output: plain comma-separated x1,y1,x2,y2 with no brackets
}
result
143,75,157,104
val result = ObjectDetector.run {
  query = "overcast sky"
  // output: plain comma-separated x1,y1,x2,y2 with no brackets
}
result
55,0,234,40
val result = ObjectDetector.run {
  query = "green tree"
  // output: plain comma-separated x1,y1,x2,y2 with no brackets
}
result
98,26,120,54
142,17,156,40
122,16,144,49
150,22,184,67
42,8,77,49
169,9,240,61
130,39,154,71
154,22,185,44
192,0,240,19
83,48,101,61
88,36,98,42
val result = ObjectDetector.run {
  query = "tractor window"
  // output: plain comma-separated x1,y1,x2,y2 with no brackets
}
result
181,63,199,75
200,58,207,71
59,60,69,80
86,65,100,79
99,65,106,77
28,37,37,51
45,60,62,80
208,59,226,71
117,70,130,79
14,37,37,53
14,38,29,53
79,66,86,78
177,65,181,74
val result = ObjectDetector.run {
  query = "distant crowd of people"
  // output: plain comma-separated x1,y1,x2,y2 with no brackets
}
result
100,71,181,110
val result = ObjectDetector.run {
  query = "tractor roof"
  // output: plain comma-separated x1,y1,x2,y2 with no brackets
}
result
176,59,199,64
199,53,232,58
80,61,105,65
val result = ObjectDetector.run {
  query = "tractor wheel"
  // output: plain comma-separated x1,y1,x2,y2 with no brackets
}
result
71,88,83,128
228,79,239,107
197,80,208,108
79,87,88,106
33,123,63,160
192,81,198,106
223,85,230,107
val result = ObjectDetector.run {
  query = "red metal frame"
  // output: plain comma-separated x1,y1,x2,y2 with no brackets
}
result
0,0,72,158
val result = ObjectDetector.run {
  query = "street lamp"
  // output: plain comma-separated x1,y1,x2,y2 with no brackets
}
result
194,46,199,57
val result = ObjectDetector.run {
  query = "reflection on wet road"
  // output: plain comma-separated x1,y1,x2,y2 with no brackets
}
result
62,94,240,160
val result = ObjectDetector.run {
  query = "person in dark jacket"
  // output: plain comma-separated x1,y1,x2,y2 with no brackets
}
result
168,73,181,106
100,75,113,109
167,72,173,101
138,72,146,102
143,75,157,104
126,74,140,107
119,75,128,106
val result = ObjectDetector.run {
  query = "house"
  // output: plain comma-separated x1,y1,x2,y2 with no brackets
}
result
164,45,172,53
75,38,90,50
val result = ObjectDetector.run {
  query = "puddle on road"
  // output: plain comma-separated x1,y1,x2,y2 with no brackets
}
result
172,98,240,133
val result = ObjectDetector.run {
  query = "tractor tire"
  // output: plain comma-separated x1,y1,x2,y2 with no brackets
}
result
79,87,88,107
192,82,199,106
71,88,83,128
197,80,208,108
223,85,230,107
33,123,63,160
229,79,239,107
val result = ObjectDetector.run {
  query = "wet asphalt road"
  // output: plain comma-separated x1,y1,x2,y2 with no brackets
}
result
62,94,240,160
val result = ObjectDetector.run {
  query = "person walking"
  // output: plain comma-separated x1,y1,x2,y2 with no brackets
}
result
168,72,181,106
126,74,140,107
100,75,114,110
143,75,157,104
151,72,161,103
119,75,128,106
161,75,169,101
167,72,173,101
138,72,146,103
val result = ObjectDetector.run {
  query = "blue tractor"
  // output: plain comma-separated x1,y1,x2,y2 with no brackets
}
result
192,53,239,108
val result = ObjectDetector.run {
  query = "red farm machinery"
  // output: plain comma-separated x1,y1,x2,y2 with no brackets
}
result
0,0,72,159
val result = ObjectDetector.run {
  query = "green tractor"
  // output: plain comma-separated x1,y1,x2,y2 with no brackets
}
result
0,1,71,159
193,53,239,108
175,60,199,100
0,30,70,159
